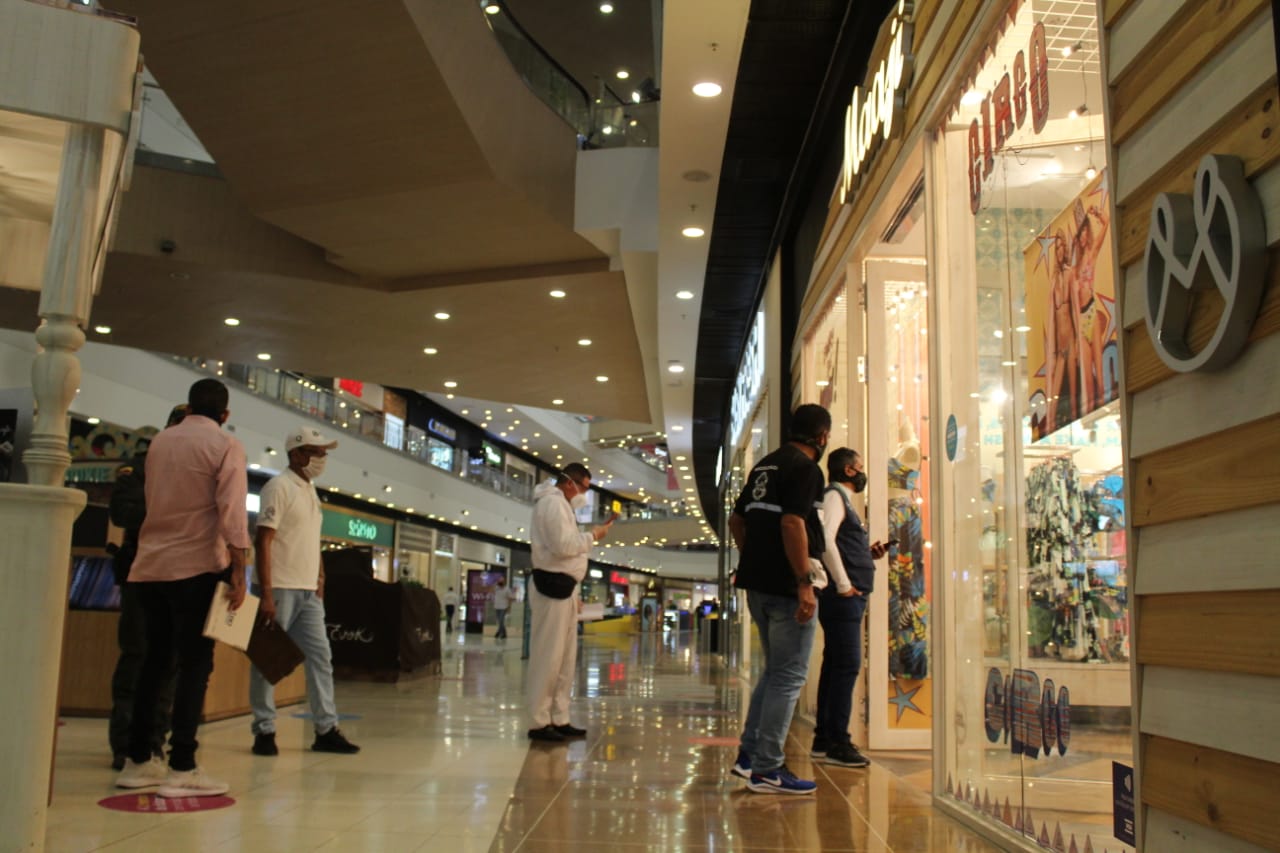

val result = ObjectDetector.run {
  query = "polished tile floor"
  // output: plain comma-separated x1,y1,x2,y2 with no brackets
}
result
47,630,1009,852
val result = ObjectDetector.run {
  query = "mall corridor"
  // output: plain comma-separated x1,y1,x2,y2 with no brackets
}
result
46,632,1002,852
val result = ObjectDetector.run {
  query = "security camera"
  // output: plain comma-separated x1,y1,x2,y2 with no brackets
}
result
159,239,176,254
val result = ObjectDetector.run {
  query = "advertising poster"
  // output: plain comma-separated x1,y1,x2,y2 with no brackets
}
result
1024,171,1118,441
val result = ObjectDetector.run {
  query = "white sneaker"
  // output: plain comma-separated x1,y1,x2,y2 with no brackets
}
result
114,756,167,789
157,767,230,798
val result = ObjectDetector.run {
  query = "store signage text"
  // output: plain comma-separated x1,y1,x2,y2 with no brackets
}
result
967,20,1050,214
337,378,364,398
482,441,503,468
1144,154,1267,373
839,0,915,204
427,418,457,441
327,623,375,644
983,667,1071,759
728,311,765,448
320,508,394,547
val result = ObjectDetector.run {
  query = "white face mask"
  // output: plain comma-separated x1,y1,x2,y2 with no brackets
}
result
302,455,327,480
570,491,588,510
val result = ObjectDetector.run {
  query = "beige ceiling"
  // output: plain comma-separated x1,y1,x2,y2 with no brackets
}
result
0,0,658,424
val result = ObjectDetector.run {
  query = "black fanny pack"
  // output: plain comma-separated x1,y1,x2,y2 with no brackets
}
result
531,569,577,599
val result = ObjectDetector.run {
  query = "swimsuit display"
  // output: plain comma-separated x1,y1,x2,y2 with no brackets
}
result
887,455,928,679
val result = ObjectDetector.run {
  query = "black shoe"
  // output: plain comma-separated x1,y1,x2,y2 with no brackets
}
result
111,753,126,771
823,743,870,768
527,725,566,742
312,728,360,754
252,733,278,756
554,723,587,738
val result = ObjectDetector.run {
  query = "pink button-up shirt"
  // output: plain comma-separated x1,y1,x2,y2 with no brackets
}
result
128,415,251,582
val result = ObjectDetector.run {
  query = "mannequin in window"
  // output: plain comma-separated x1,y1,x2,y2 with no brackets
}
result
887,420,928,680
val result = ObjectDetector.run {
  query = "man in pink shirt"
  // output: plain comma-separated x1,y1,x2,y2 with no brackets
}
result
114,378,250,798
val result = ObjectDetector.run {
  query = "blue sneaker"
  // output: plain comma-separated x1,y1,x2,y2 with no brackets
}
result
730,749,751,780
747,765,817,795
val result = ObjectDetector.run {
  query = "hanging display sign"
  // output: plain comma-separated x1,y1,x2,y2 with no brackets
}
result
728,311,765,449
427,418,457,442
321,508,394,547
838,0,915,205
956,5,1051,214
482,440,503,468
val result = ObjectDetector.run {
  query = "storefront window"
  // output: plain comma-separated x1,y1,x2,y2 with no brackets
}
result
931,2,1130,848
804,284,850,450
425,437,454,472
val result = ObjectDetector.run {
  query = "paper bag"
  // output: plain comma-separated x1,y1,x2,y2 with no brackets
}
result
201,582,259,651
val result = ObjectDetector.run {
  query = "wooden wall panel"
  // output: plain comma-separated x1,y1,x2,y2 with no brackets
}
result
1110,0,1267,144
1116,80,1280,268
1103,0,1140,28
1107,0,1189,83
1131,412,1280,527
1142,735,1280,849
1134,504,1280,595
1141,666,1280,765
1137,590,1280,678
1144,810,1275,853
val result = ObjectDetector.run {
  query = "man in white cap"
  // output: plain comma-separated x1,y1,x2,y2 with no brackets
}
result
249,425,359,756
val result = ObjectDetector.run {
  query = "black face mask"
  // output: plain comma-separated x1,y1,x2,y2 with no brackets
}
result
806,438,828,463
851,471,868,493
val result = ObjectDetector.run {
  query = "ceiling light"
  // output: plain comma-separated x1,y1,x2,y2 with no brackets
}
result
668,364,685,374
86,416,100,425
616,69,630,80
423,347,438,355
1085,166,1098,180
484,2,500,13
961,89,984,106
692,82,722,98
816,380,830,387
671,424,684,431
599,2,613,12
550,289,566,298
681,226,705,238
602,126,614,136
578,338,592,346
552,399,564,406
676,290,694,300
596,375,609,382
444,380,458,388
631,91,641,103
1015,325,1031,333
434,311,450,320
257,353,271,361
223,317,240,327
93,325,111,334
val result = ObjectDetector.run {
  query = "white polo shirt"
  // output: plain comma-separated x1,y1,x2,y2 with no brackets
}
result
256,468,322,591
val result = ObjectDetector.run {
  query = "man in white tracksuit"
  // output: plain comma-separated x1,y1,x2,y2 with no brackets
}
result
526,463,615,742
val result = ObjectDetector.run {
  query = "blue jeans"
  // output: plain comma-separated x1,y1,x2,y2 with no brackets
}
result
814,589,868,748
495,608,508,637
250,588,339,735
740,590,817,775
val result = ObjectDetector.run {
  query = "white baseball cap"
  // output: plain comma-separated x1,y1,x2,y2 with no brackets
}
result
285,425,338,452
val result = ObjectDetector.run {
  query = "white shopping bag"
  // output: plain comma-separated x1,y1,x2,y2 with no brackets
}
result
201,582,260,651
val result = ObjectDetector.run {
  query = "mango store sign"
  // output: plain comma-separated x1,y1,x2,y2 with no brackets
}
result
838,0,915,205
728,311,765,448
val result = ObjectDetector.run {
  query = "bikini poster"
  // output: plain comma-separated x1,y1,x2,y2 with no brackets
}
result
1024,171,1118,441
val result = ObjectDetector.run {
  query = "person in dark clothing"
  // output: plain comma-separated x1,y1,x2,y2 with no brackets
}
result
812,448,888,769
729,404,831,796
105,404,187,770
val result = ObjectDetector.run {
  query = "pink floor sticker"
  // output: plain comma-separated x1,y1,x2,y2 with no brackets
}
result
689,736,740,746
98,793,235,813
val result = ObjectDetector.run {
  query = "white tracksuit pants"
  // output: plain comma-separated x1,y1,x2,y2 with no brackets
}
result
527,585,579,729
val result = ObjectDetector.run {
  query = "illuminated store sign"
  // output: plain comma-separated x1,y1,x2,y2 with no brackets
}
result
321,508,394,547
728,311,765,448
965,19,1050,213
427,418,457,442
482,441,503,468
839,0,915,204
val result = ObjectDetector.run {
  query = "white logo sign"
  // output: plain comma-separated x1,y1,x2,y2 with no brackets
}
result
1144,155,1267,372
729,311,766,448
839,0,914,204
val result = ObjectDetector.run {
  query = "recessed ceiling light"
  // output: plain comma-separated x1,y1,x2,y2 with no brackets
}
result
578,338,592,346
484,3,500,13
616,69,629,80
257,353,271,361
681,226,705,238
423,347,438,355
223,317,240,327
599,2,613,12
596,375,609,382
553,399,564,406
249,463,261,470
434,311,450,320
671,424,684,431
692,82,722,98
93,325,111,334
444,380,458,388
550,289,566,298
87,416,100,425
668,364,685,373
676,290,695,300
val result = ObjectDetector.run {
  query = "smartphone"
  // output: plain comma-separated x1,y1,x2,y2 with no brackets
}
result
884,538,899,548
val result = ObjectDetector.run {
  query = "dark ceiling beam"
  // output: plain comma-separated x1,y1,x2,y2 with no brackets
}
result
692,0,896,530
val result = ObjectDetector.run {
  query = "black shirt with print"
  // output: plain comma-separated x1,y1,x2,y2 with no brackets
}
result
732,443,825,598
